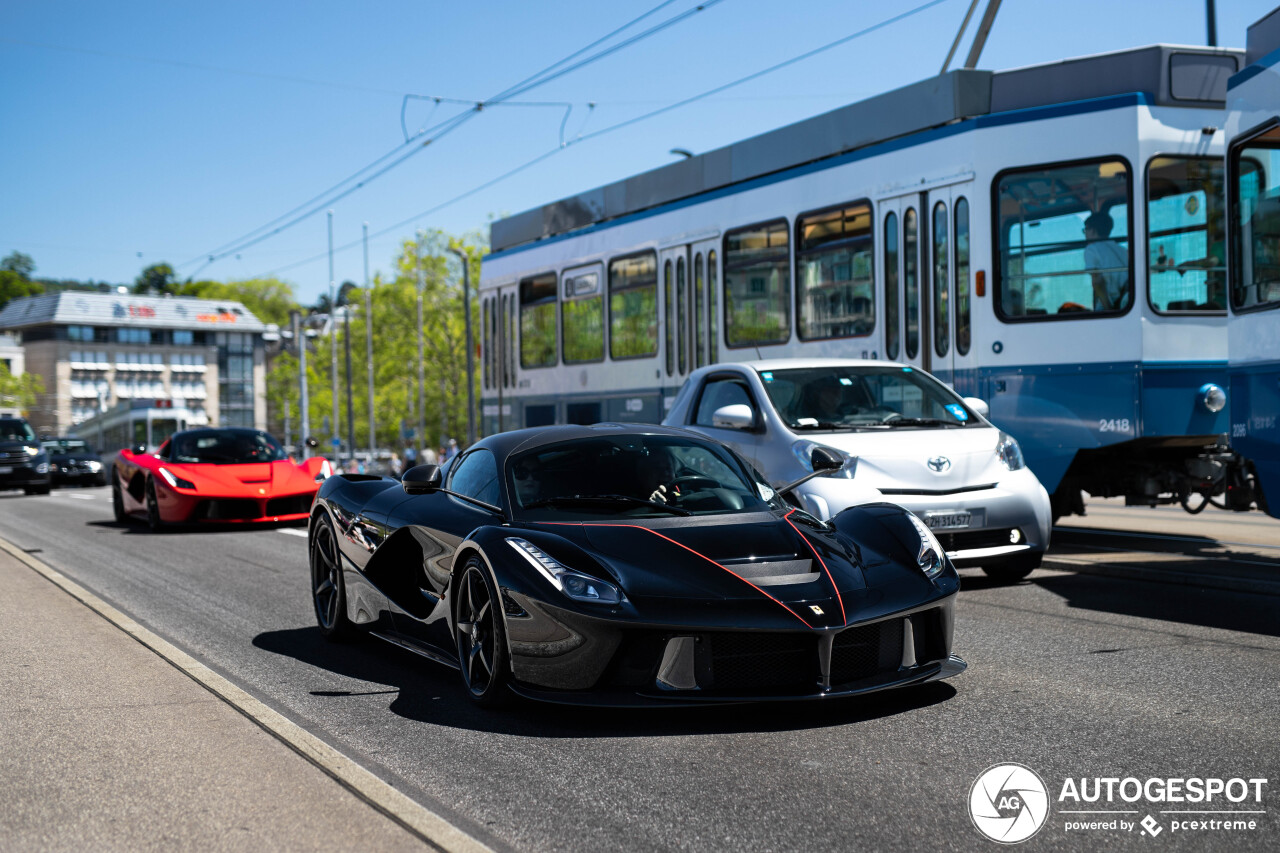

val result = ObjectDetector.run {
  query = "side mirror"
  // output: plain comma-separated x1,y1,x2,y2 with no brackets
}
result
131,444,148,455
962,397,989,418
401,464,442,495
810,446,844,472
711,403,755,430
305,436,319,449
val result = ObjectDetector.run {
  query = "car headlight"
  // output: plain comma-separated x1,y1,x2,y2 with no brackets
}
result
506,537,621,604
157,467,196,490
790,440,856,479
996,432,1025,471
87,460,102,472
25,446,39,457
906,512,946,579
36,462,50,474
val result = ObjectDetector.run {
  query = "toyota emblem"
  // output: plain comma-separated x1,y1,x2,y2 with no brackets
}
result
927,456,951,473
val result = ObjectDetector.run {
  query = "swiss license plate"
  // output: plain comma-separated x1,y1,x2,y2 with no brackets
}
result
925,511,972,531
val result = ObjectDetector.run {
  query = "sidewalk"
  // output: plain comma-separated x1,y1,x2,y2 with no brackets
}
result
0,544,437,852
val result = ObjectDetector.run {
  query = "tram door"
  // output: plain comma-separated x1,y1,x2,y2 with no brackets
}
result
492,284,516,432
924,183,977,387
690,237,719,370
878,194,929,372
659,244,692,391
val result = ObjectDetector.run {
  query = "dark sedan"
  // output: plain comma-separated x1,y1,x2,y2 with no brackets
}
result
0,416,51,495
309,423,965,707
42,437,108,487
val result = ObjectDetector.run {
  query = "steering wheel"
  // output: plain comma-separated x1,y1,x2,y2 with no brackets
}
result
670,475,719,492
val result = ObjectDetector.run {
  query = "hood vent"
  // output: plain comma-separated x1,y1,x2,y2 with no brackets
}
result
719,558,817,587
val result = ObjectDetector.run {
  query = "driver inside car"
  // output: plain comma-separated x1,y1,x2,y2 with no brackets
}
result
638,447,681,505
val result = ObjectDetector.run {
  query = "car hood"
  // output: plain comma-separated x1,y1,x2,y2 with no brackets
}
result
162,459,315,494
535,513,868,627
805,426,1004,491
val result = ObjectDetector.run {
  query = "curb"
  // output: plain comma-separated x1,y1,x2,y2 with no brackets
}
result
0,535,495,853
1042,554,1280,597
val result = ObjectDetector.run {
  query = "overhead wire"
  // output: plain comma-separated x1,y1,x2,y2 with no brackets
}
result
183,0,703,274
254,0,953,278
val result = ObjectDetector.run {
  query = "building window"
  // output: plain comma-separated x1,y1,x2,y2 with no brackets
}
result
173,329,194,345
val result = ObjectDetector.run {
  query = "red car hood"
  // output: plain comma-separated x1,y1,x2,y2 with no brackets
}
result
164,459,315,495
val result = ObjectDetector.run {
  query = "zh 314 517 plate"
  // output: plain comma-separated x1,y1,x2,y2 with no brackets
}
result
924,510,981,530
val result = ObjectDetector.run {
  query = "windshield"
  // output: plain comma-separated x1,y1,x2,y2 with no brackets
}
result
167,429,288,464
0,419,36,442
43,439,91,454
509,435,777,519
758,365,975,430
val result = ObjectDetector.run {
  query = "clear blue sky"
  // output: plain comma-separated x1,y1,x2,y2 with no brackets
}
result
2,0,1274,305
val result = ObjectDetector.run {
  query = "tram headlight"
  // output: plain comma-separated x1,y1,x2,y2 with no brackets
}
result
1199,383,1227,413
996,432,1025,471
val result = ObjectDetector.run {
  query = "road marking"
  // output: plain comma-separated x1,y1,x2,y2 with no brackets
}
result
277,528,308,537
61,493,96,500
0,535,495,853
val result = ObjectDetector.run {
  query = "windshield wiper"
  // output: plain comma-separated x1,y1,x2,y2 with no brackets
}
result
790,422,864,431
523,494,691,516
882,417,964,428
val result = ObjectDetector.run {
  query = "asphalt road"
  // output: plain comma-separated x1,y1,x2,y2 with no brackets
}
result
2,486,1278,851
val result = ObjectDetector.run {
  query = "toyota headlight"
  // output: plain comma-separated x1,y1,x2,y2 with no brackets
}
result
996,432,1025,471
791,440,856,479
906,512,945,579
158,467,196,490
507,538,621,604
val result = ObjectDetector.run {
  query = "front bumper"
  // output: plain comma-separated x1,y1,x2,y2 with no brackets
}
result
0,464,51,489
157,486,316,523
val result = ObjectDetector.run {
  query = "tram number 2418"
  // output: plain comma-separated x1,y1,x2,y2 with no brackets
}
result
1099,418,1133,434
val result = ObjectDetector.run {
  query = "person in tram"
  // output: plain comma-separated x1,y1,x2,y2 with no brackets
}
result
1083,211,1128,311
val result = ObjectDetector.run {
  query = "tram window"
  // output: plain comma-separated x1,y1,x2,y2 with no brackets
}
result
796,201,874,341
1230,126,1280,310
694,253,706,368
933,201,949,357
708,250,719,363
884,211,900,360
904,208,919,359
561,270,604,364
1147,157,1226,312
677,256,687,374
608,251,659,359
664,259,675,376
995,158,1132,320
724,220,790,347
519,273,557,369
955,198,971,355
481,299,490,389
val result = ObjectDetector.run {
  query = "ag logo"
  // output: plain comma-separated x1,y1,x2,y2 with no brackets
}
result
927,456,951,473
968,763,1049,844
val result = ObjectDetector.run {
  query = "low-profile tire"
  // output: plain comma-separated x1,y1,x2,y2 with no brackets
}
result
454,558,510,707
981,553,1041,584
112,479,128,523
145,479,165,531
310,515,354,640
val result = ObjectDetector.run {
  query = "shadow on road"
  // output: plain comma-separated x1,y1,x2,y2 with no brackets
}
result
253,625,957,736
85,519,307,535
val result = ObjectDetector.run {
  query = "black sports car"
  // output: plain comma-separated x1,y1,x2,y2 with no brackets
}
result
41,437,108,487
309,424,965,706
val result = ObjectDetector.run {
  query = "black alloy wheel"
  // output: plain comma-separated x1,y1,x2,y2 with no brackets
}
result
145,479,164,531
112,478,127,523
455,558,510,706
310,516,352,639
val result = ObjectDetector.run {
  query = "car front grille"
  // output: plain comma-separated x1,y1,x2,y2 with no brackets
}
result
193,499,263,520
707,631,818,692
0,450,29,463
265,494,313,516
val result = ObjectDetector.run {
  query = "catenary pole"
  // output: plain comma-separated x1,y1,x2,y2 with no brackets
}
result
328,210,339,462
364,222,375,461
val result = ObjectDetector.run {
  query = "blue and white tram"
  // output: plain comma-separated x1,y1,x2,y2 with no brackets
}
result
480,44,1259,518
1227,8,1280,518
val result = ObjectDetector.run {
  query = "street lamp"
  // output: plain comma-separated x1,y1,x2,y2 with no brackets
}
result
447,246,476,446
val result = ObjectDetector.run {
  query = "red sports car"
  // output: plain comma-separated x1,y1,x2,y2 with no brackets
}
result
112,427,331,530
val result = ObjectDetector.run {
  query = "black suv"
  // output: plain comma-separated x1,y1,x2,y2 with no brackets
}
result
41,437,108,487
0,416,52,495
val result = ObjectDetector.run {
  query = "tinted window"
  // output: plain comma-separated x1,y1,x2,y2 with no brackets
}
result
904,207,919,359
0,419,35,441
955,198,971,355
932,201,949,357
724,220,790,347
1230,125,1280,310
694,376,754,426
797,201,874,340
168,429,287,464
995,158,1132,319
1148,156,1226,311
448,449,501,507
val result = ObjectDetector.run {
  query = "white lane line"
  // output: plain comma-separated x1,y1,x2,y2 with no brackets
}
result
277,528,308,537
62,493,96,501
0,535,494,853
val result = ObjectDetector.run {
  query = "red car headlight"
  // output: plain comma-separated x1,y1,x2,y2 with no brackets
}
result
158,467,197,490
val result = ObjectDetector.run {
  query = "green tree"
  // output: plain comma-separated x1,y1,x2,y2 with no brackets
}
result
0,269,42,311
179,277,298,327
1,251,35,278
134,262,178,294
0,361,44,414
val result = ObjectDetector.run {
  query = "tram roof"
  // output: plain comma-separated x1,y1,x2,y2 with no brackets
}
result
1247,6,1280,65
491,44,1243,254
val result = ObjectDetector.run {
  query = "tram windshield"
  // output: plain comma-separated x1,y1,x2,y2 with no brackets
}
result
757,365,975,430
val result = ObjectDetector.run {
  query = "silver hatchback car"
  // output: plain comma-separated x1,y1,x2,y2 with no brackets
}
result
664,358,1052,582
